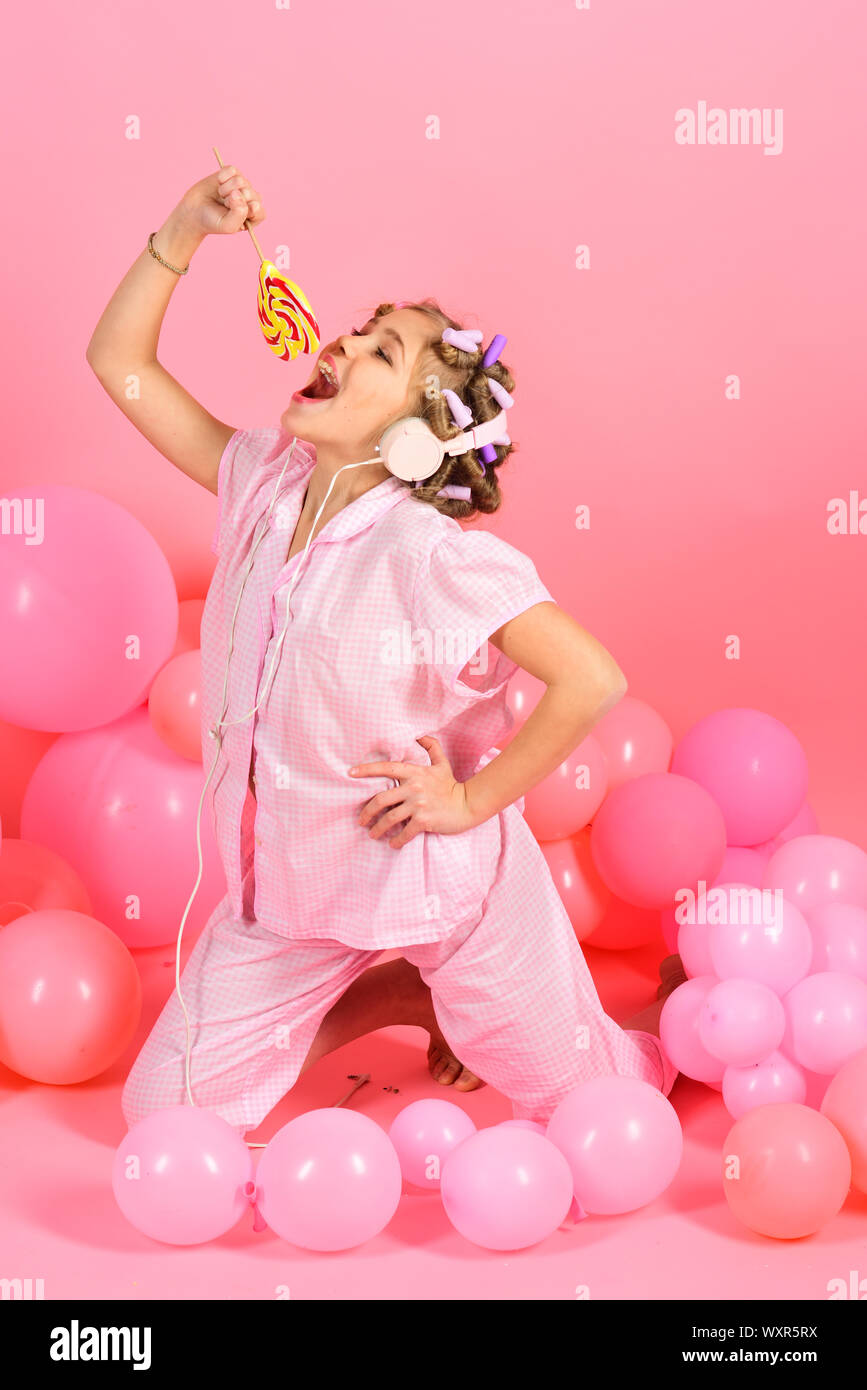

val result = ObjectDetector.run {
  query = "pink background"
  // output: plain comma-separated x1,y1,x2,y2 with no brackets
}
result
1,0,866,1300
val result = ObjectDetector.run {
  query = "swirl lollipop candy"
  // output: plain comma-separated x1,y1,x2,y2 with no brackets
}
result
213,145,320,363
257,259,320,361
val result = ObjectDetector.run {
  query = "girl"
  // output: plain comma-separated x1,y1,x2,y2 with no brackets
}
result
87,163,685,1137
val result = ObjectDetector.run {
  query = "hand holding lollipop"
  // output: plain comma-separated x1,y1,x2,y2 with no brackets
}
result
212,146,320,362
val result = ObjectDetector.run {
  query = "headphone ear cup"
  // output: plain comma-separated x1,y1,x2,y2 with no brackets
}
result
378,418,445,482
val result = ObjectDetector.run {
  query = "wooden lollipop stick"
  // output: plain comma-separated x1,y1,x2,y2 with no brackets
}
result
332,1073,371,1108
212,144,266,264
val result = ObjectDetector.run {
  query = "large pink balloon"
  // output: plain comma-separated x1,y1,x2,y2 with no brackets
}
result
441,1126,573,1249
707,888,812,996
540,830,610,943
809,902,867,980
659,976,726,1083
698,978,785,1067
671,708,809,847
387,1099,476,1189
547,1076,683,1214
522,735,608,842
0,484,178,731
21,706,225,947
0,838,92,926
148,649,203,762
256,1109,402,1251
722,1051,807,1119
113,1105,254,1245
0,909,141,1083
590,773,727,911
763,835,867,915
722,1103,851,1239
590,696,673,793
820,1047,867,1194
782,972,867,1075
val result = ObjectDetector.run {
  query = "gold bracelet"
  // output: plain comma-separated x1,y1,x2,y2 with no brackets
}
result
147,230,190,276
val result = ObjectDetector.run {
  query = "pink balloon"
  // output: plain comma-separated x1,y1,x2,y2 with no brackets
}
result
547,1076,682,1214
713,847,767,888
173,598,205,657
662,852,768,957
21,706,226,947
522,735,608,842
671,708,809,847
590,773,727,911
671,882,741,978
698,978,785,1066
503,667,546,733
821,1046,867,1194
441,1126,573,1249
0,837,92,926
707,888,812,996
0,909,141,1083
763,835,867,915
256,1109,402,1251
585,891,663,951
589,696,673,793
809,902,867,980
387,1099,476,1189
148,650,203,762
722,1051,807,1119
540,831,610,943
782,972,867,1075
722,1103,851,1238
113,1105,254,1245
499,1120,547,1134
0,484,178,731
752,801,820,860
659,976,726,1083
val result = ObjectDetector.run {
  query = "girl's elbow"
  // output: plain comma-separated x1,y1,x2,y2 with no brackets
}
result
595,676,628,718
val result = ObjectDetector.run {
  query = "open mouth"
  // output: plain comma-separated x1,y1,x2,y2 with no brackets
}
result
297,358,340,401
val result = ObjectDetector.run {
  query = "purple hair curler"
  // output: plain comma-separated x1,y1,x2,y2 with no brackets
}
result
481,333,507,368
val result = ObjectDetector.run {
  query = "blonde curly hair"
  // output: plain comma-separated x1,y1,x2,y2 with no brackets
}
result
368,298,515,520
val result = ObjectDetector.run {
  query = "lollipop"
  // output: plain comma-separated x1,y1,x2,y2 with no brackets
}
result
213,145,320,362
256,259,320,361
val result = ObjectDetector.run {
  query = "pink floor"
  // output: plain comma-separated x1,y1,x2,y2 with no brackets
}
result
2,935,865,1301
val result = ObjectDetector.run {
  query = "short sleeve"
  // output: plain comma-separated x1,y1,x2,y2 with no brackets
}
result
412,528,555,699
210,426,288,557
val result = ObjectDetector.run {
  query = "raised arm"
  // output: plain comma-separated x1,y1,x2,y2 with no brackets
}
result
85,164,266,494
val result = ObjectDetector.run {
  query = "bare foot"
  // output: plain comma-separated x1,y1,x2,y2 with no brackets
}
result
425,1030,486,1092
410,968,486,1092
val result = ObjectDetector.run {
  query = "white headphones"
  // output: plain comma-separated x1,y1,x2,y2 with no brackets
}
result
375,409,510,481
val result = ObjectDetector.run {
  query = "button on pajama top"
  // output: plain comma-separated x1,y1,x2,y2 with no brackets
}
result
122,427,677,1135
